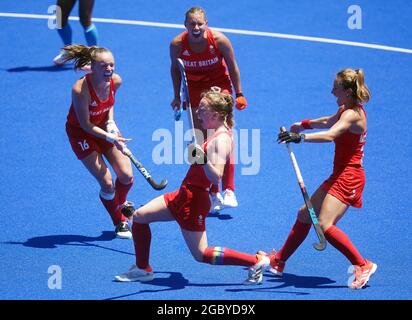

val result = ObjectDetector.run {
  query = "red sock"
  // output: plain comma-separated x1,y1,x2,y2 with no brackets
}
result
277,219,311,262
210,184,220,194
324,225,366,266
132,223,151,270
115,178,134,205
202,247,257,267
99,191,124,225
222,156,235,192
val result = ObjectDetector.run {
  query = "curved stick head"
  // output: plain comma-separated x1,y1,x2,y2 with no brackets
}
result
152,179,168,190
313,241,327,251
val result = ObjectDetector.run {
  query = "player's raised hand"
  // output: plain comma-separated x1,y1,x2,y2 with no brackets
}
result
290,122,305,133
171,97,181,111
235,93,247,110
277,131,304,144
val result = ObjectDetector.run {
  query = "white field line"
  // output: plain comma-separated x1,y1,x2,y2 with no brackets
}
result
1,12,412,54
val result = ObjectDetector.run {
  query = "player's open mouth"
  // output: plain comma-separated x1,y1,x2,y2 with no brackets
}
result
192,30,201,38
104,72,113,77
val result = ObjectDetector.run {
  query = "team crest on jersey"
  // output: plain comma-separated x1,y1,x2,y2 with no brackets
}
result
209,45,215,55
182,49,190,56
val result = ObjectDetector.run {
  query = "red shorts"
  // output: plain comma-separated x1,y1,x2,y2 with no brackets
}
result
320,165,365,208
66,124,113,160
163,184,211,232
188,77,232,109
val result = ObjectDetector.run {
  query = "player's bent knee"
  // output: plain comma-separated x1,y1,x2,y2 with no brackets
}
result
100,180,114,193
132,209,144,221
297,207,311,224
118,174,134,186
318,218,332,231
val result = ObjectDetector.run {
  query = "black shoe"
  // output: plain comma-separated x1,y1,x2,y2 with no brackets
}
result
115,222,132,239
121,201,135,218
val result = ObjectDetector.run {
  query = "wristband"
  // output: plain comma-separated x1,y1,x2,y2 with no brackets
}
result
301,119,312,129
235,92,244,98
300,133,306,142
106,133,118,143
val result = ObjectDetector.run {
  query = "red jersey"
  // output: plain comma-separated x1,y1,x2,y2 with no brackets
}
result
179,29,229,83
333,106,367,167
182,131,233,189
66,73,115,129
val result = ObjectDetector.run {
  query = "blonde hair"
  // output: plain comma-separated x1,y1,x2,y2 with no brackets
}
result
59,44,112,70
201,87,235,128
185,6,207,23
336,68,371,104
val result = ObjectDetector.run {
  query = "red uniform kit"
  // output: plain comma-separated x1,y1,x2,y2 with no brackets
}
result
179,29,232,108
66,74,115,159
164,131,233,231
321,106,367,208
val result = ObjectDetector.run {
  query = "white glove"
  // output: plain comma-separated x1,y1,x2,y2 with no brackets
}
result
106,119,120,135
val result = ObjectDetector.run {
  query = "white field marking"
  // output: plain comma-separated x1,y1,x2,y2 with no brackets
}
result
1,12,412,54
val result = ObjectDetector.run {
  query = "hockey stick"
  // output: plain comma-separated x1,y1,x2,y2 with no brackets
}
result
176,58,197,145
124,148,168,191
174,58,187,122
280,127,327,251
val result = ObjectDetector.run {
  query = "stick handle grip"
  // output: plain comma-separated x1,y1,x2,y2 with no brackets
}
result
280,127,304,184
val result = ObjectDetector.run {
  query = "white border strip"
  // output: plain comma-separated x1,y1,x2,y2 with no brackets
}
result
1,12,412,54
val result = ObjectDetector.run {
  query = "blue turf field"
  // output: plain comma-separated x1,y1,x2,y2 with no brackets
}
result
1,0,411,300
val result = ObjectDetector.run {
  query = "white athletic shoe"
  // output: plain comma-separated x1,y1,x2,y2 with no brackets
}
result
114,265,154,282
210,192,224,213
53,51,69,65
115,222,132,239
244,254,270,285
221,189,238,209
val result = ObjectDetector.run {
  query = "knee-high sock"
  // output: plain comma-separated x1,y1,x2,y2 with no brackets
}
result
222,155,235,192
57,24,72,46
276,219,311,262
133,223,152,270
115,178,134,205
202,247,257,267
84,23,98,46
210,184,220,194
99,190,124,225
324,225,366,266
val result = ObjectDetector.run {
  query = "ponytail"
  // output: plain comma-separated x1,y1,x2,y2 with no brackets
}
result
336,68,371,104
60,44,111,70
354,69,371,103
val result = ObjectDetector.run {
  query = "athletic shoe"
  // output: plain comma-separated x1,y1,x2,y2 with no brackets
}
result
221,189,238,209
53,51,69,65
210,192,224,213
349,259,377,289
115,222,132,239
114,265,154,282
243,254,270,285
257,250,285,276
120,201,135,219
